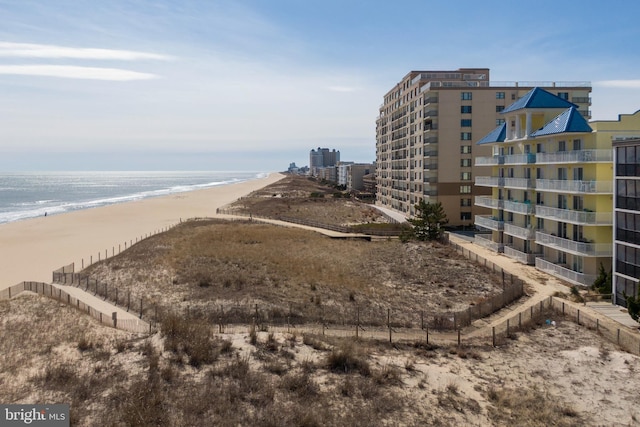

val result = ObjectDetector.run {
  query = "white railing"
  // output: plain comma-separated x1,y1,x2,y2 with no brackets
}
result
475,156,503,166
536,149,613,164
503,153,536,165
503,200,534,214
535,231,612,256
475,176,503,187
535,179,612,194
535,258,597,286
475,215,504,230
535,205,613,225
504,246,540,265
504,223,536,240
475,196,503,210
474,233,503,252
503,178,534,189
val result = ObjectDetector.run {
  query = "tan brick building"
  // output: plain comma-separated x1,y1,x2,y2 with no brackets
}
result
375,68,591,227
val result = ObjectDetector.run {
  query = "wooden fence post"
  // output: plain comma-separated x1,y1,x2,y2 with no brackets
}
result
577,309,580,325
356,307,360,339
457,329,461,347
388,309,392,343
492,326,496,347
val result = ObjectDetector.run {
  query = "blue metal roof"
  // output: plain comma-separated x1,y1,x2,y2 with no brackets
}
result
476,123,506,145
530,107,592,137
501,87,577,114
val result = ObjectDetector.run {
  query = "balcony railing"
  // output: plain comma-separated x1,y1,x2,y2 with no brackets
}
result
535,205,613,225
503,200,534,214
503,153,536,165
475,215,504,231
535,258,598,286
475,156,503,166
475,176,503,187
503,177,534,189
504,223,536,240
474,233,504,253
535,179,612,194
504,246,540,265
475,196,503,210
535,231,612,256
536,150,613,164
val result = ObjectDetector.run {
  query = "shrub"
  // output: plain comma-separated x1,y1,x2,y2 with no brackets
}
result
326,343,370,376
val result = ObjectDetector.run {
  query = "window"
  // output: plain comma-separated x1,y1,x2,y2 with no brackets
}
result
557,92,569,100
572,139,582,150
496,92,505,99
461,105,472,114
461,119,472,127
496,105,505,112
461,145,472,154
496,119,505,126
461,172,471,181
558,140,566,152
461,92,472,100
460,212,472,220
461,158,472,167
460,198,472,207
460,185,472,194
461,132,472,141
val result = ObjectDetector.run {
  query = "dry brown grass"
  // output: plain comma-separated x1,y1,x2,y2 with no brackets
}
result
85,218,503,328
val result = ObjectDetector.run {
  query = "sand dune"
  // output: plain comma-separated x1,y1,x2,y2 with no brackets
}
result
0,173,284,289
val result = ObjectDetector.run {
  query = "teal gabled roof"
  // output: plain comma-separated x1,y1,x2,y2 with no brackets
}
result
501,87,577,114
476,123,506,145
530,107,592,137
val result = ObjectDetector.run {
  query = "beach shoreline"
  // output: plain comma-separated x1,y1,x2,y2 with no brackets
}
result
0,172,285,289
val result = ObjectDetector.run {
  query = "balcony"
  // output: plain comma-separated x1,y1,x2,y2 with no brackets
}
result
474,233,503,253
503,177,534,189
535,205,613,225
504,246,540,265
475,196,503,210
535,179,612,194
504,223,536,240
424,136,438,145
535,258,597,287
424,110,438,118
424,162,438,170
475,215,504,231
475,176,503,187
475,156,503,166
503,200,534,214
535,231,613,257
503,153,536,165
536,149,612,164
423,97,438,105
423,151,438,157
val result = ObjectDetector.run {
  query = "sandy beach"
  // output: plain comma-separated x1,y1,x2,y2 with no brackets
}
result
0,172,284,289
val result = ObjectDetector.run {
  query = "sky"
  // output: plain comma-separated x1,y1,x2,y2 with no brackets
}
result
1,0,639,171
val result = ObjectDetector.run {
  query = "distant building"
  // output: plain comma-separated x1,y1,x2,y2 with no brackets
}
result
337,161,355,187
346,163,374,192
375,68,592,227
310,147,340,177
613,135,640,306
287,162,300,174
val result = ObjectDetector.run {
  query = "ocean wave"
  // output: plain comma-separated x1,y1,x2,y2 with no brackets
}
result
0,172,263,224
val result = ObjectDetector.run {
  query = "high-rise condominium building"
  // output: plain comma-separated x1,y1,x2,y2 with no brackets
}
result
613,136,640,305
474,87,640,288
375,68,591,227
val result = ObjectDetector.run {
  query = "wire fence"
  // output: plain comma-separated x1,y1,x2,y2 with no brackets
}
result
0,281,150,334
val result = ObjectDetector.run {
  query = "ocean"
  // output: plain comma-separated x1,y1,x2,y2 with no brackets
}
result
0,171,266,224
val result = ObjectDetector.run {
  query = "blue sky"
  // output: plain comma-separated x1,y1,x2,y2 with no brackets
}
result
1,0,639,171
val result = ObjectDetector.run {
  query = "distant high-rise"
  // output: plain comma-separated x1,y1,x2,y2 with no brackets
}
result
310,147,340,177
375,68,591,227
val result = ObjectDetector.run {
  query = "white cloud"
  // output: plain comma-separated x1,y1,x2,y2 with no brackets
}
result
0,42,173,60
594,80,640,89
0,65,158,81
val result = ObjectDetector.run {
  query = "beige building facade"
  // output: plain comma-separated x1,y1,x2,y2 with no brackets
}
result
375,68,591,227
